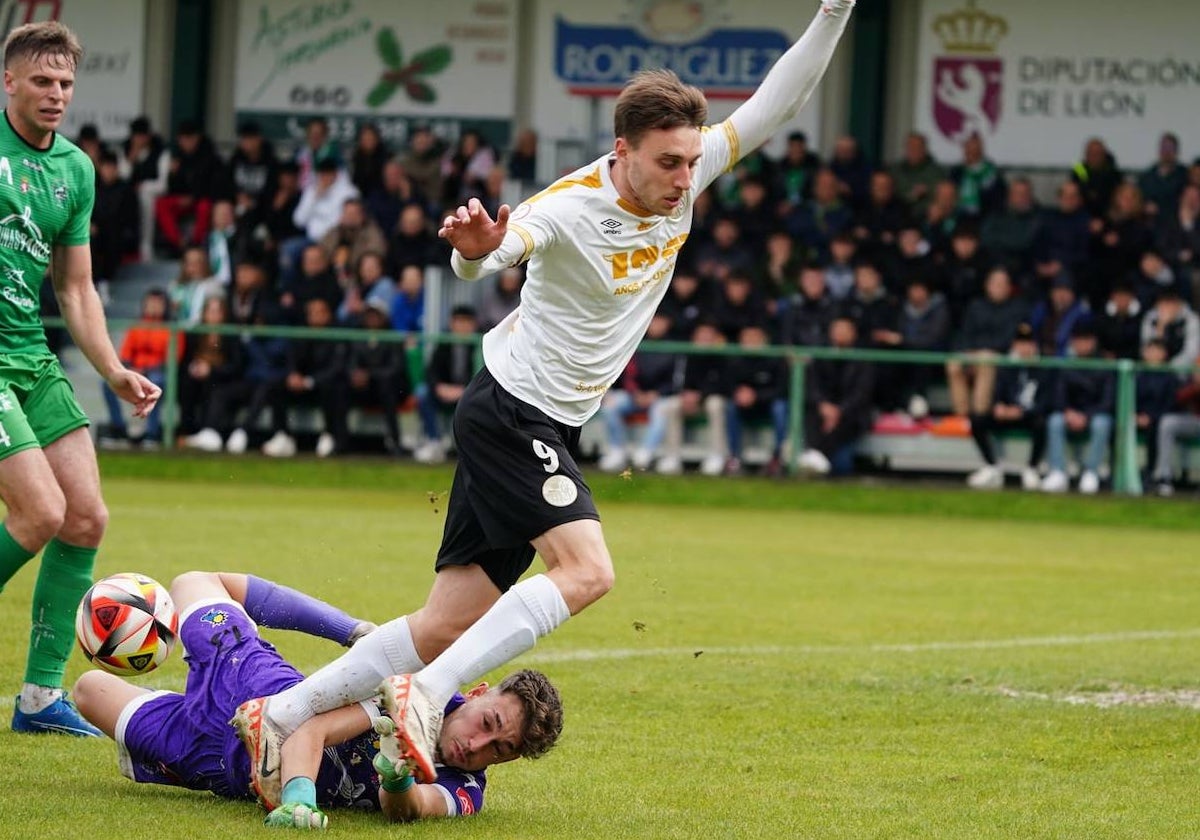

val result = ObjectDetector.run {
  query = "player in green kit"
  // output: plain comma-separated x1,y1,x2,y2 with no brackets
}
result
0,21,161,736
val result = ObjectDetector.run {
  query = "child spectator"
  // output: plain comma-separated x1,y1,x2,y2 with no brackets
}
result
597,311,682,473
415,305,479,463
659,318,730,476
179,296,244,445
798,316,875,475
1151,367,1200,496
894,278,951,418
1094,283,1144,360
347,300,409,455
98,289,179,449
724,324,789,476
338,251,395,326
1136,338,1180,482
1042,323,1114,494
168,246,221,325
965,324,1050,491
1140,288,1200,369
389,264,425,333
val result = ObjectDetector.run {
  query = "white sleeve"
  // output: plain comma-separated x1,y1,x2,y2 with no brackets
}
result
450,199,560,281
726,1,854,163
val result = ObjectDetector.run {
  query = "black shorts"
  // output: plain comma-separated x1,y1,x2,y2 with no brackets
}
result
435,366,600,592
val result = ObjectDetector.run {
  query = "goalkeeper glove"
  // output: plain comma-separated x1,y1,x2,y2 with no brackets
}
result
264,777,328,830
373,751,415,793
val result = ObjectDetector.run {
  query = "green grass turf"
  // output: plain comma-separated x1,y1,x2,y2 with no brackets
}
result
1,455,1198,838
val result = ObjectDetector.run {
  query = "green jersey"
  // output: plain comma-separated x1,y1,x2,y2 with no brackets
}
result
0,112,95,356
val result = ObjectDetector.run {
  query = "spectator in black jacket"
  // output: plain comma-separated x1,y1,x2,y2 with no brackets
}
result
178,296,245,441
277,296,350,458
597,310,682,474
256,161,303,278
1154,183,1200,301
415,305,479,463
842,259,901,410
660,318,730,476
347,300,410,455
660,269,712,341
92,150,139,289
946,267,1029,418
154,120,228,254
893,278,951,418
1042,323,1114,493
280,244,342,324
852,170,909,255
387,204,440,275
724,324,789,476
941,224,990,323
965,324,1051,491
230,121,278,214
798,316,875,476
781,264,836,348
712,271,768,342
366,159,426,236
1034,180,1091,292
1071,138,1122,219
981,177,1042,282
1136,338,1180,481
1094,283,1144,360
121,115,170,260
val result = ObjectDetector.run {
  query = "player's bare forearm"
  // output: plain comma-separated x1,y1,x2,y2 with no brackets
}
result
52,244,122,380
277,704,371,800
379,780,450,822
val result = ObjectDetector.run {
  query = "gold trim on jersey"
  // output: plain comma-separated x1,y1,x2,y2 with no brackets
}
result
721,121,740,173
616,197,653,218
509,222,535,265
525,166,603,205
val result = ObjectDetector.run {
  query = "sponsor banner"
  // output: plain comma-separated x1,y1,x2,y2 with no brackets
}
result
532,0,822,163
0,0,146,141
914,0,1200,167
234,0,516,145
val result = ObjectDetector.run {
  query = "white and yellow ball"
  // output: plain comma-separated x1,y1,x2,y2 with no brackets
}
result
76,573,178,676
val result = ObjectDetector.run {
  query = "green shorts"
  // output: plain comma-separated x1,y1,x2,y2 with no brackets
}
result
0,352,90,461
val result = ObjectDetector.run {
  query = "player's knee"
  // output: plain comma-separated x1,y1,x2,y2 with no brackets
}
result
572,557,614,606
72,670,105,714
62,498,108,545
169,570,217,599
19,487,67,545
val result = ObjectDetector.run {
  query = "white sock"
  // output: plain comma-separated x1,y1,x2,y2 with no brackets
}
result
267,616,423,736
19,683,62,714
414,574,571,707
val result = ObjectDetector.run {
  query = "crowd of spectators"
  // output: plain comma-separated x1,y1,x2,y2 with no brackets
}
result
79,115,1200,493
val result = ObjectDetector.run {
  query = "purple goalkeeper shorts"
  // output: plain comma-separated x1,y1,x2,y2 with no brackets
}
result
115,599,304,799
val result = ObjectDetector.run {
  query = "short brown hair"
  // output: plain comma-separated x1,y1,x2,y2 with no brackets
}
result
4,21,82,71
613,69,707,147
497,669,563,760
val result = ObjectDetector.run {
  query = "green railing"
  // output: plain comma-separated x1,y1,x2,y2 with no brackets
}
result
54,318,1192,496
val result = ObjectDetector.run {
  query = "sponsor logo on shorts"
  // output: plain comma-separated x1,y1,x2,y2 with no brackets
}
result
542,474,578,507
200,608,230,626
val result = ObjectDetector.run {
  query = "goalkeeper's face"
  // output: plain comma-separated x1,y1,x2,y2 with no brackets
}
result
616,126,702,217
436,690,526,772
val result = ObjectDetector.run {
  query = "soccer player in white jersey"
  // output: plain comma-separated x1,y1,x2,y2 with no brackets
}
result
240,0,856,790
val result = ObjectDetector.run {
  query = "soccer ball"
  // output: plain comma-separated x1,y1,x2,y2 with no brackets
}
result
76,573,178,676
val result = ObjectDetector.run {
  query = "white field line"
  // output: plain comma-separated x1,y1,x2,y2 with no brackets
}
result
522,628,1200,664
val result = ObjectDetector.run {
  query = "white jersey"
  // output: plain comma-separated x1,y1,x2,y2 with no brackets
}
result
451,0,855,426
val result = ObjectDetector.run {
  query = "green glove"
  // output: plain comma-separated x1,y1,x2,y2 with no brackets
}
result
373,751,415,793
263,802,328,830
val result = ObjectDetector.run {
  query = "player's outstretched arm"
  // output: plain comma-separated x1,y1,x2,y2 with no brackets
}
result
52,243,162,418
726,0,855,160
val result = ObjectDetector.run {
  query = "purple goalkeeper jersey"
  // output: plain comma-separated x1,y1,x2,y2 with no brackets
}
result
118,602,486,815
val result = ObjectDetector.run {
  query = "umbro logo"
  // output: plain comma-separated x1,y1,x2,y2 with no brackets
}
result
600,218,623,235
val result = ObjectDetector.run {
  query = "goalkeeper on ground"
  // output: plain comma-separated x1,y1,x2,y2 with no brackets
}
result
73,570,562,829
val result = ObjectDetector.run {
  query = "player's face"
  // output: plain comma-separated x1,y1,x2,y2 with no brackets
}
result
618,126,702,217
436,691,525,772
4,53,75,142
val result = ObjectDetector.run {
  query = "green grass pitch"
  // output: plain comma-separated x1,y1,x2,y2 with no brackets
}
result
1,455,1198,838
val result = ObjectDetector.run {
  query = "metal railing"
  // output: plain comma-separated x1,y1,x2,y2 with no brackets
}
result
54,317,1194,497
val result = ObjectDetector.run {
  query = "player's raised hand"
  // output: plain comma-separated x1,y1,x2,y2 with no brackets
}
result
107,368,162,418
264,802,329,830
438,197,510,260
